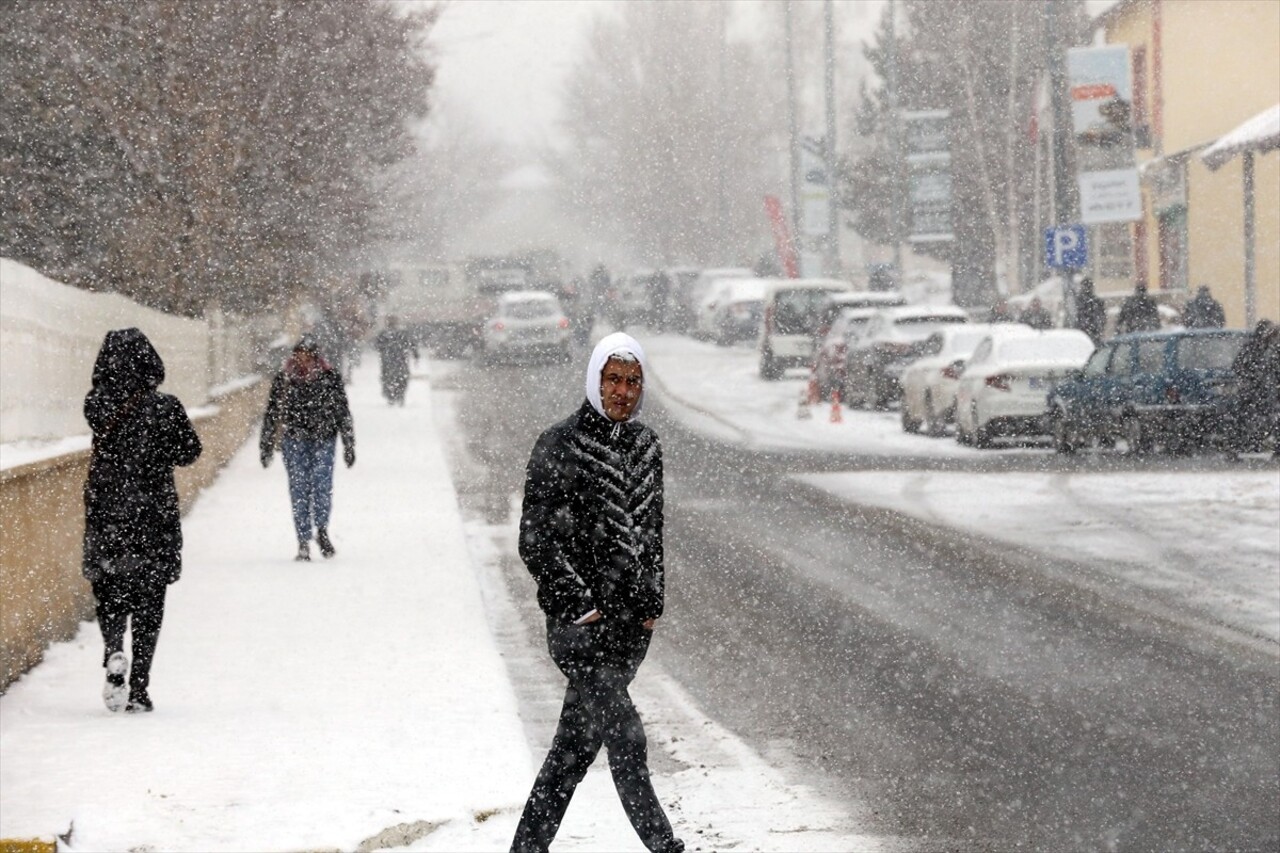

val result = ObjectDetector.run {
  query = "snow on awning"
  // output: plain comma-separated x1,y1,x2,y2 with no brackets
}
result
1201,103,1280,171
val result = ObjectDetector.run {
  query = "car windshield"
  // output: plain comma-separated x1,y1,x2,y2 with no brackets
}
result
773,290,839,335
1177,335,1244,370
999,337,1093,363
504,299,557,319
889,316,968,341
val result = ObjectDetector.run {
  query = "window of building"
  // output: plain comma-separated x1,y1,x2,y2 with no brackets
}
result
1093,222,1133,280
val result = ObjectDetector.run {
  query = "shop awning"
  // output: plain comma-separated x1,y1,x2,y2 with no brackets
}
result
1201,103,1280,171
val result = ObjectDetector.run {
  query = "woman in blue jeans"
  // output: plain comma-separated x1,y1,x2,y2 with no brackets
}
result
260,337,355,561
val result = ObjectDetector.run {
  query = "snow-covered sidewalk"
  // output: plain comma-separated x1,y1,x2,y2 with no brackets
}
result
0,357,882,853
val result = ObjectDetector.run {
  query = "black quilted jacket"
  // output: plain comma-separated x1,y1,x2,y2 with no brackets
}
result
519,399,665,625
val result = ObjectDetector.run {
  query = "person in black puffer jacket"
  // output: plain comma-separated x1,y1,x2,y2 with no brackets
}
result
83,328,203,713
511,332,683,853
260,336,355,561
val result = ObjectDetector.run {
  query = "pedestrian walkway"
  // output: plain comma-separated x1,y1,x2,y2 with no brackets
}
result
1,354,888,853
0,359,533,851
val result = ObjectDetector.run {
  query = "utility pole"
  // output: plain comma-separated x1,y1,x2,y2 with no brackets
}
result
716,0,729,255
823,0,839,277
887,0,903,282
785,1,801,250
1044,0,1077,226
1045,0,1081,312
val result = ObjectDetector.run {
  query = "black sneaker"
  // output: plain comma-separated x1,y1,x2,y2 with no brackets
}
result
296,542,311,562
316,528,335,559
125,689,154,713
103,651,128,712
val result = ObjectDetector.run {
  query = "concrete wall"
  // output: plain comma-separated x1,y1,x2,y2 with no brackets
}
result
0,379,266,692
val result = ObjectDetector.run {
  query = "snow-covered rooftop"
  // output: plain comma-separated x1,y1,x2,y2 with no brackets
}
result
1202,103,1280,171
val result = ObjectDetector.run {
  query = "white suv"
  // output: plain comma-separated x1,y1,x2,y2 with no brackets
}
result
758,278,851,380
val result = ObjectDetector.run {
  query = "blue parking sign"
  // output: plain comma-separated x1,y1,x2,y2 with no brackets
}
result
1045,225,1087,269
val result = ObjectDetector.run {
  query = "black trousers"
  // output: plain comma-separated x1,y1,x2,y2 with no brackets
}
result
92,571,168,694
511,618,680,853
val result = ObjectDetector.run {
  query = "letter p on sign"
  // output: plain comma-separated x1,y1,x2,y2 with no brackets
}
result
1045,225,1088,269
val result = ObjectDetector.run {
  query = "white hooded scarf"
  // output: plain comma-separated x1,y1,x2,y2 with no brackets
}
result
584,332,648,421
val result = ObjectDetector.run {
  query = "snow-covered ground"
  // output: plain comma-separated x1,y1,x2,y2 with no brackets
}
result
0,357,882,853
642,333,1280,646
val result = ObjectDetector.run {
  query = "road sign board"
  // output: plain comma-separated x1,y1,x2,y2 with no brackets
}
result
1045,224,1088,269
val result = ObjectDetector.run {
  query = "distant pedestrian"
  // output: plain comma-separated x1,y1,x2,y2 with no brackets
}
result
1228,319,1280,456
1116,282,1161,334
260,337,355,561
82,328,202,714
374,316,418,405
511,332,684,853
1020,297,1054,330
1181,285,1226,329
1073,277,1107,345
986,298,1016,323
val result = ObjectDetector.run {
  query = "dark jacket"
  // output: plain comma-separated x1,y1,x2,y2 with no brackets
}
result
260,356,354,451
82,329,202,584
1075,290,1106,344
1117,291,1161,334
519,399,664,626
1182,291,1226,329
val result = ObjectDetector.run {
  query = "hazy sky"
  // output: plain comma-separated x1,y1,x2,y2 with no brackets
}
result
428,0,603,150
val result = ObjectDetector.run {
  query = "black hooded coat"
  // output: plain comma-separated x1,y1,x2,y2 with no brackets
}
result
82,329,203,584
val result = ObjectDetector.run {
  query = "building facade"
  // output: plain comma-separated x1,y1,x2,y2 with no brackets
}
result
1095,0,1278,326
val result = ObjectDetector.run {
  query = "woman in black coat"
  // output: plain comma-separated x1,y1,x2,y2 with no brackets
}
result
83,328,202,713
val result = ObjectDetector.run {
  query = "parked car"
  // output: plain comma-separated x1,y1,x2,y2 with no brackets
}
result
899,323,1031,434
613,269,664,327
816,290,908,337
813,306,880,400
1045,328,1248,455
478,290,571,364
758,278,851,379
954,329,1096,447
664,266,702,332
682,267,752,337
694,277,767,342
710,279,768,346
843,305,971,408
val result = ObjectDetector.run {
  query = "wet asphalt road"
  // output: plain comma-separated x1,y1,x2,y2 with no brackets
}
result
433,349,1279,852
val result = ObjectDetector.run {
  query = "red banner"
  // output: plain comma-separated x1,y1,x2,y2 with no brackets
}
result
763,195,799,278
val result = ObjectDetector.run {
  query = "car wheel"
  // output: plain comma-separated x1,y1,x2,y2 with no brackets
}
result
760,349,782,380
971,407,992,448
901,406,921,434
924,393,944,437
1051,410,1077,455
1125,414,1152,456
849,366,870,404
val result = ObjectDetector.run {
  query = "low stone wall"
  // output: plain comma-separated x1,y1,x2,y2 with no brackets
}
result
0,378,267,692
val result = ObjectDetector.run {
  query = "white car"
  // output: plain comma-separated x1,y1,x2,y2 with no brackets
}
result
694,277,767,342
813,306,881,399
479,290,571,364
758,278,852,379
842,304,971,408
953,329,1096,447
900,323,1031,435
682,267,752,336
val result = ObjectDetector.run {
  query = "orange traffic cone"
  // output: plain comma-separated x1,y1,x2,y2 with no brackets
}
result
829,389,844,423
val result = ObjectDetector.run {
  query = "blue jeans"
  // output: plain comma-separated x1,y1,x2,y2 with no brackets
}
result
282,436,336,543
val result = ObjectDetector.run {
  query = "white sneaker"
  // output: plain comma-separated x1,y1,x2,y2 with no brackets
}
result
103,652,129,712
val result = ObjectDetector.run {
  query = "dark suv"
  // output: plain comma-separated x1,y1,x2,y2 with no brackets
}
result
1046,329,1247,454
